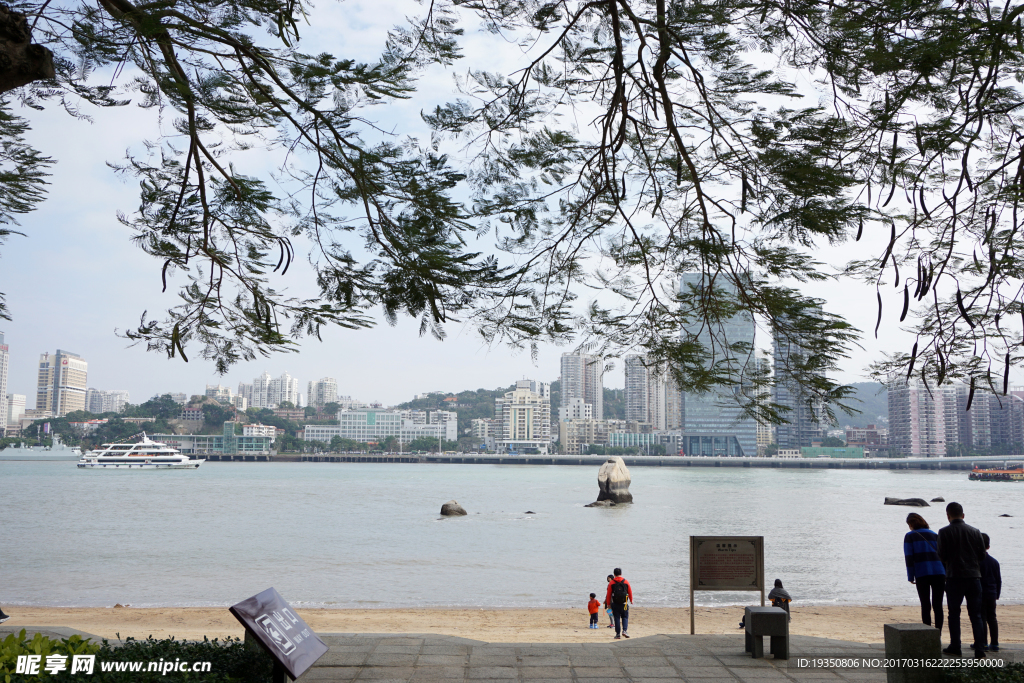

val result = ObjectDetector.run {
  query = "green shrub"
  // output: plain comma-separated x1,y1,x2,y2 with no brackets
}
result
1,630,100,683
944,662,1024,683
2,631,273,683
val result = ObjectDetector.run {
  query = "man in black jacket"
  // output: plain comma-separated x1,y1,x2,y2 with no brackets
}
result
937,502,987,659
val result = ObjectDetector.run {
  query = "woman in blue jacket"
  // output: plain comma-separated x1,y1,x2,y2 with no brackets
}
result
904,512,946,633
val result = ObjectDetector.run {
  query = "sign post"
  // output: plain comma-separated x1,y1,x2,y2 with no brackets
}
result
689,536,764,634
230,587,329,682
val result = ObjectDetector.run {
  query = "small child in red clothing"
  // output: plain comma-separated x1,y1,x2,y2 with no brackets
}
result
587,593,601,629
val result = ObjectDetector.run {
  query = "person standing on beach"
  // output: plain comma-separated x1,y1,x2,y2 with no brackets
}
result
588,593,601,629
980,533,1001,652
605,568,633,639
604,575,614,628
904,512,945,633
937,502,987,659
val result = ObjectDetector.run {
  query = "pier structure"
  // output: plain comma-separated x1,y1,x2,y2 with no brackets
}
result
273,453,1023,470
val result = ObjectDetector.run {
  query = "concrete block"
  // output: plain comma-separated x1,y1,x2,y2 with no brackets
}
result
744,607,788,660
883,624,941,683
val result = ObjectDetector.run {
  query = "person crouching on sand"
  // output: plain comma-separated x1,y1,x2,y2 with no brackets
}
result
588,593,600,629
768,579,792,621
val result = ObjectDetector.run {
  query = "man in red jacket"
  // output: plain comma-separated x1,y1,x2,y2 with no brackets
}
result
604,567,633,639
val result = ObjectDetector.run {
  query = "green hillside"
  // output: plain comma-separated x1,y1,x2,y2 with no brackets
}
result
838,382,888,427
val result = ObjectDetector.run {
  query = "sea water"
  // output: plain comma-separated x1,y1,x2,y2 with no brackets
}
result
0,462,1020,608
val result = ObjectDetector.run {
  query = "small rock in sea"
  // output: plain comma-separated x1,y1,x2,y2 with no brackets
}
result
999,514,1013,517
114,603,124,608
585,500,615,507
440,500,468,516
884,497,930,507
931,497,945,502
525,511,535,514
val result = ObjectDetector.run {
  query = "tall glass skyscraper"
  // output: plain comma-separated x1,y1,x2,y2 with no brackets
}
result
678,273,758,457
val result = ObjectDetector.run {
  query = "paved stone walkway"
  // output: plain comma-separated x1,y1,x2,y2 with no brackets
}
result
293,633,1020,682
4,627,1020,682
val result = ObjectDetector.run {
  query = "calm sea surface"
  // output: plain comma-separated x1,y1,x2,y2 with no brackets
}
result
1,462,1020,608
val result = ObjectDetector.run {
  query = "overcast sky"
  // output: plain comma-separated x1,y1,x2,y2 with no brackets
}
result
0,0,958,408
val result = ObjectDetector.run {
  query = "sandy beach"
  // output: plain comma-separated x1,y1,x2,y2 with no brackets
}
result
4,605,1022,644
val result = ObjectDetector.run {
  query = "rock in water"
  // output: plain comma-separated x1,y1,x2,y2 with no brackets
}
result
931,497,945,502
597,456,633,504
440,500,467,516
884,497,929,507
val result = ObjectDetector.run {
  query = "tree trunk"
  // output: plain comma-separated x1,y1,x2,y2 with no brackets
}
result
0,3,55,94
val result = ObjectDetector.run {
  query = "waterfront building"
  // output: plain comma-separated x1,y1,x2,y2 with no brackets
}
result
153,422,272,456
302,408,458,446
624,355,647,422
558,397,592,422
887,377,955,457
36,350,88,416
6,393,26,427
561,352,603,420
243,423,276,438
494,379,552,454
470,418,495,439
801,446,865,458
624,355,681,430
85,388,130,414
307,377,338,410
845,424,889,455
773,315,827,449
559,418,608,455
0,332,8,435
678,273,758,457
989,390,1024,451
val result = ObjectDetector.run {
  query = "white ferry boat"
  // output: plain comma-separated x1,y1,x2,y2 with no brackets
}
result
0,434,86,461
78,434,203,469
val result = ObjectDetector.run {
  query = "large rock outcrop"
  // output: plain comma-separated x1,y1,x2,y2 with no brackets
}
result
884,497,929,507
596,456,633,504
440,500,467,516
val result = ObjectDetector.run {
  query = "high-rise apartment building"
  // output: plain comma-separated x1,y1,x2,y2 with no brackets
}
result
205,384,233,403
84,388,130,414
6,393,26,426
495,379,552,454
624,355,647,422
623,354,681,430
773,317,826,449
0,332,8,434
887,377,955,457
240,371,300,409
307,377,338,410
560,352,603,420
678,274,758,457
36,350,88,416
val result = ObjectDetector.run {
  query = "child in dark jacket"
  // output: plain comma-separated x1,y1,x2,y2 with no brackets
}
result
980,533,1002,652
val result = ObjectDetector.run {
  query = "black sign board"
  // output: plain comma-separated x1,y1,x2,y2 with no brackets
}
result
229,588,328,681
